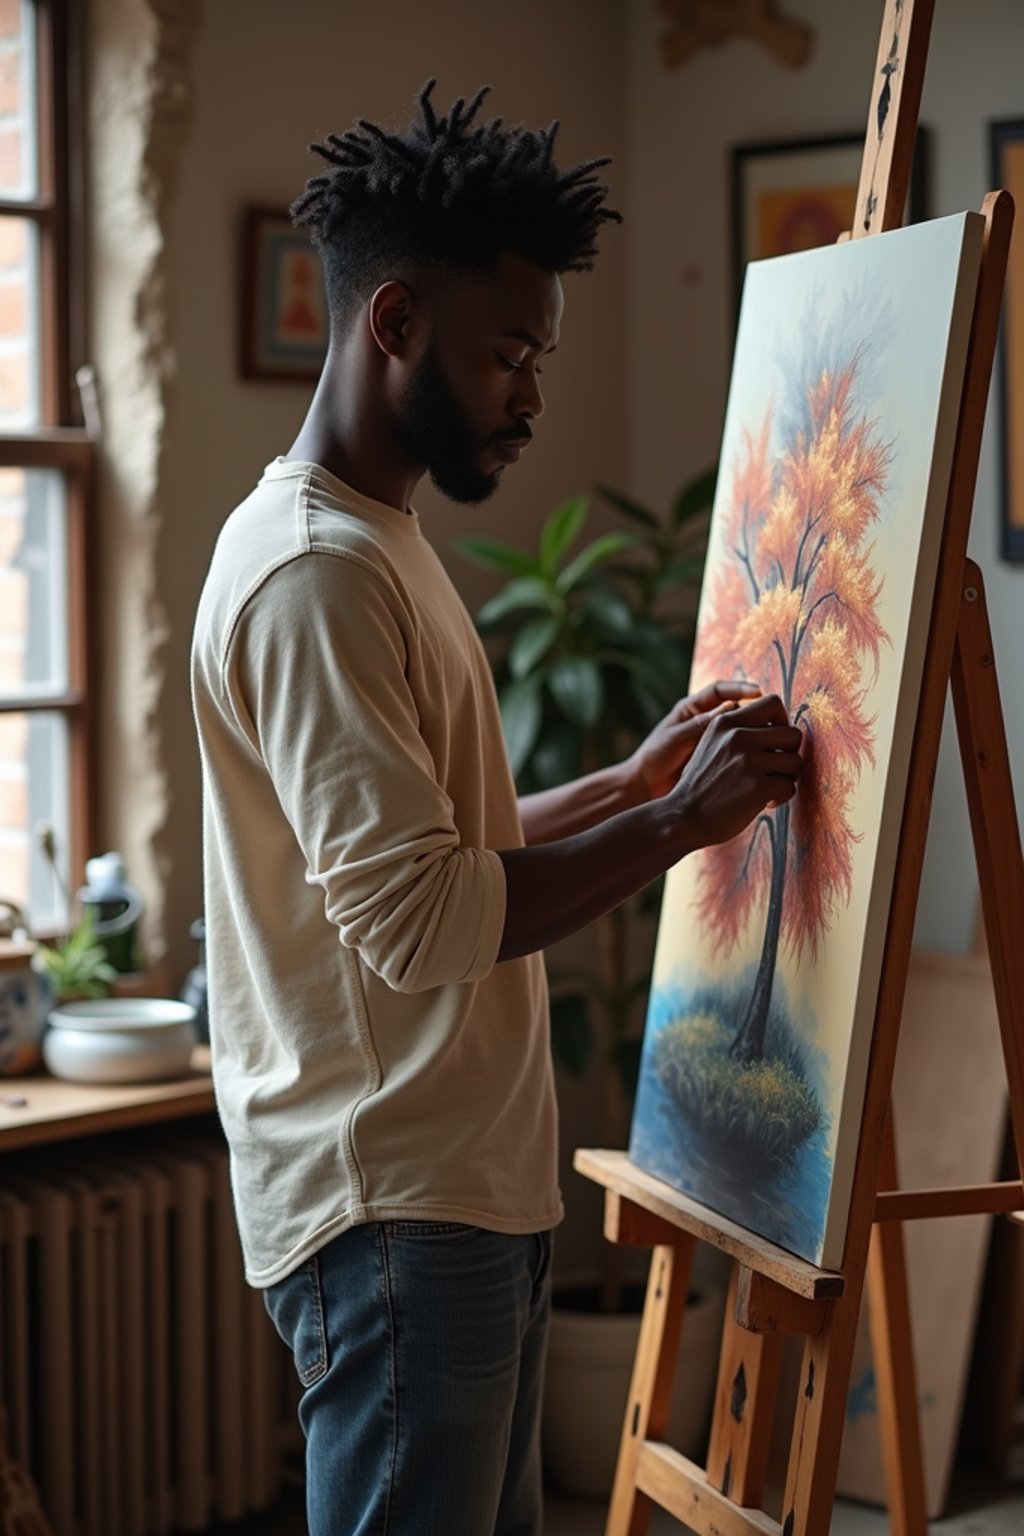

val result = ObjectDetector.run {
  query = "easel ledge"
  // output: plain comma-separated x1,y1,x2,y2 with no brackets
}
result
575,1148,842,1301
573,3,1023,1534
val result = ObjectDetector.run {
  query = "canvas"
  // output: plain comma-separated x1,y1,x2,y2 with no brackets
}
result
629,212,984,1270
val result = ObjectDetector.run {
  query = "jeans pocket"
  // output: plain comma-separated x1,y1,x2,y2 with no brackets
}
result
381,1220,477,1239
263,1255,329,1387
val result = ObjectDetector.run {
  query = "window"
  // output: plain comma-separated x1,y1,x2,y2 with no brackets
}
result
0,0,90,933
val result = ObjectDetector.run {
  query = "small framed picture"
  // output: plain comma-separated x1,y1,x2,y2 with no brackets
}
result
730,129,928,318
991,119,1024,562
240,206,329,382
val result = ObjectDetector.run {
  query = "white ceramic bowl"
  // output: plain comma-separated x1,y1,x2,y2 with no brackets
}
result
42,998,198,1084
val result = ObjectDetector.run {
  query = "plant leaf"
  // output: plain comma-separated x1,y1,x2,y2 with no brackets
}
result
604,562,651,595
527,718,582,789
556,532,637,594
549,992,594,1078
654,557,706,595
599,648,669,697
548,655,604,729
539,495,589,577
632,679,671,728
35,910,117,1000
671,468,717,529
596,484,661,529
508,615,560,679
581,589,635,637
453,535,539,576
476,576,559,627
499,674,543,776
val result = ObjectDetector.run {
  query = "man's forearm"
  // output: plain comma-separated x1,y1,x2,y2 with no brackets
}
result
497,796,687,960
517,761,644,845
500,690,804,962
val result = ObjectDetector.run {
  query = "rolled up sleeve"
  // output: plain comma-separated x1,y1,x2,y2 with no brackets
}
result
224,551,506,993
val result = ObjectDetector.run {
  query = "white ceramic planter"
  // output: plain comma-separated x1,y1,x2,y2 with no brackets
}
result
542,1280,725,1498
43,998,198,1084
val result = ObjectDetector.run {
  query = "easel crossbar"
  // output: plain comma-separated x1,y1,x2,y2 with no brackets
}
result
635,1443,782,1536
574,1148,844,1299
875,1181,1024,1222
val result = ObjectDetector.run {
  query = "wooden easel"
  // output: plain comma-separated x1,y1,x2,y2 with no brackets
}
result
574,3,1022,1533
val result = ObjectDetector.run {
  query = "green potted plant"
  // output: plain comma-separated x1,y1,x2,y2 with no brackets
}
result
455,470,727,1493
33,910,118,1003
31,823,117,1004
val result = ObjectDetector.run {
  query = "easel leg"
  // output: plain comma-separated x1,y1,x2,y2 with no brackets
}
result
706,1264,783,1506
781,1287,866,1535
866,1109,928,1536
952,561,1024,1170
605,1236,695,1536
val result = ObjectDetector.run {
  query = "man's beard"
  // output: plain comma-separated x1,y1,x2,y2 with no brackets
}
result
395,336,501,505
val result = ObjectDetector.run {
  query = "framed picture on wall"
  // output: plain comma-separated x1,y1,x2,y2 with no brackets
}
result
730,129,929,319
991,119,1024,562
240,206,328,382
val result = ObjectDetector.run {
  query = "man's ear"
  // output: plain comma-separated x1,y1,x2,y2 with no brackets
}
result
368,280,415,358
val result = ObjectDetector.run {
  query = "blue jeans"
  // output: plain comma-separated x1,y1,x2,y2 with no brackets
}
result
264,1222,554,1535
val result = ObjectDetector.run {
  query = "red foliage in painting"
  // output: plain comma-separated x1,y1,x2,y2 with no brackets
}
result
695,351,892,971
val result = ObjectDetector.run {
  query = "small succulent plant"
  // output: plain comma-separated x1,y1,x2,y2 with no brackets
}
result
32,910,117,1002
32,823,116,1001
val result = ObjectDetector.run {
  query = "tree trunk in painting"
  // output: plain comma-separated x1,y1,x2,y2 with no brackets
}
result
694,360,892,989
730,802,790,1064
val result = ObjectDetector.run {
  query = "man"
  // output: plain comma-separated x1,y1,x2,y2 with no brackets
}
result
191,80,801,1536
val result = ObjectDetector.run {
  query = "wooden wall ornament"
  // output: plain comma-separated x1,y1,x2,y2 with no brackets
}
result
657,0,814,71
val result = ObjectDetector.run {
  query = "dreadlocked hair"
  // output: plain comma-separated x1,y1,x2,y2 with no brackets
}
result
291,79,622,329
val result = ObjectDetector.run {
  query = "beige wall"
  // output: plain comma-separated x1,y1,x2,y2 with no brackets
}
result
623,0,1024,952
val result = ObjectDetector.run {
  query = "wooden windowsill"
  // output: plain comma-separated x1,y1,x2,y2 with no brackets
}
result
0,1046,215,1151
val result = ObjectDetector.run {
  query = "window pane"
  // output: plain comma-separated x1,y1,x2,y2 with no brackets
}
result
0,708,69,930
0,215,39,425
0,466,68,697
0,1,37,199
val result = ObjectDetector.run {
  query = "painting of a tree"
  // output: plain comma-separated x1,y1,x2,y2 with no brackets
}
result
630,213,984,1266
695,351,892,1063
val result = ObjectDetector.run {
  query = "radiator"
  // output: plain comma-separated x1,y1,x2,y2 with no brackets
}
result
0,1121,301,1536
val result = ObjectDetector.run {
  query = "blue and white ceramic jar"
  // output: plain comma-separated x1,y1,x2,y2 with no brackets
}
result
0,941,51,1076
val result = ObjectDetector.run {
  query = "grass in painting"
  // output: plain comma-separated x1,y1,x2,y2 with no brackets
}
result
654,1007,821,1168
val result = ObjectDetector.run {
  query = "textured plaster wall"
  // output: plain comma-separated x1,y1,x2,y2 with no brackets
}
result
86,0,201,966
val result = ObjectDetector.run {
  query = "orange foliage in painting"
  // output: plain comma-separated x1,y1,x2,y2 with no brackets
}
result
694,351,892,960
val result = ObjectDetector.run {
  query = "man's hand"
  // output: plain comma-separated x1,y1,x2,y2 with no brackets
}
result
628,680,762,801
668,693,803,849
499,690,803,963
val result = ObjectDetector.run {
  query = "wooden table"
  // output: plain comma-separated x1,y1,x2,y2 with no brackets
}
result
0,1046,216,1151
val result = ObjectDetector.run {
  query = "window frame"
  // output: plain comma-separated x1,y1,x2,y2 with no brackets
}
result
0,0,93,932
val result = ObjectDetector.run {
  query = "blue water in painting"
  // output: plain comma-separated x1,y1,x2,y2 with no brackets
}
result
629,971,833,1264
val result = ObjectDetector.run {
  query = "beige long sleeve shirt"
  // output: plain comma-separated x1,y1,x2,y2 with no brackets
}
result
191,458,561,1286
